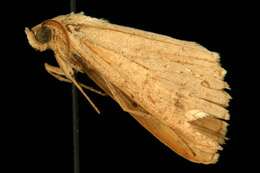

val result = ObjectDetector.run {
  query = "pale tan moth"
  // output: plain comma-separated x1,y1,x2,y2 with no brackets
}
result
25,12,231,164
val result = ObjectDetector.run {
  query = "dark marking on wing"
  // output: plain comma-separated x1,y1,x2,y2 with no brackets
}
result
71,53,91,71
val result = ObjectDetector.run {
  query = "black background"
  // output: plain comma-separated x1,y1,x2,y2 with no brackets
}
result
2,0,257,173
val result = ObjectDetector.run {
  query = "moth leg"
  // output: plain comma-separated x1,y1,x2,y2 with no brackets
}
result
103,78,151,118
44,63,70,82
55,59,101,114
44,63,106,96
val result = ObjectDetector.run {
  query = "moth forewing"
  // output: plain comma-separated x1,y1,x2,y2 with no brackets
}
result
25,12,231,164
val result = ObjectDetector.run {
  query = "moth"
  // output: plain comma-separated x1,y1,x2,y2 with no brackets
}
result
25,12,231,164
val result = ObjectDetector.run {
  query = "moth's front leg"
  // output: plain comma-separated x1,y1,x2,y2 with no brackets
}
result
55,58,101,113
44,63,71,82
44,63,106,96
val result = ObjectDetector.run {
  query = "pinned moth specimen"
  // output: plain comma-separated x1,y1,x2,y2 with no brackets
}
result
25,12,231,164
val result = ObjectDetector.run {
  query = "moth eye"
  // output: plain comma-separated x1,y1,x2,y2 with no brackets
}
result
36,26,52,43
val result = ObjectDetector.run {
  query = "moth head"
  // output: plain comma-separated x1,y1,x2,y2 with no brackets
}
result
35,26,52,43
25,19,69,54
25,23,53,52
